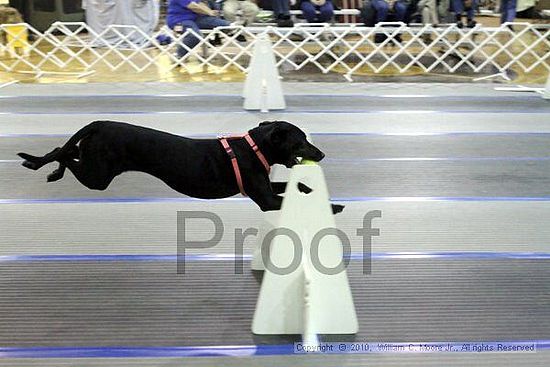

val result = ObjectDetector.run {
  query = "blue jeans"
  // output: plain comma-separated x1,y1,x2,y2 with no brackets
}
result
301,1,334,23
452,0,477,20
175,16,230,58
272,0,290,17
371,0,407,23
500,0,517,23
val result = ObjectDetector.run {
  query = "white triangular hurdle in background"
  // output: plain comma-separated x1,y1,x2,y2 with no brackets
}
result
251,162,358,340
243,33,286,112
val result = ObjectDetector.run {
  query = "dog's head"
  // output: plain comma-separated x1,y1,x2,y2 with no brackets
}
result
252,121,325,168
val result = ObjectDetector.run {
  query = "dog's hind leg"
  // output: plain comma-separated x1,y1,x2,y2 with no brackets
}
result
61,154,115,190
47,163,66,182
19,122,99,172
60,141,117,191
63,160,115,190
46,144,79,182
18,147,62,171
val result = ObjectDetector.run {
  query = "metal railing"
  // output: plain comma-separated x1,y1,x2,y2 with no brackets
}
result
0,21,548,81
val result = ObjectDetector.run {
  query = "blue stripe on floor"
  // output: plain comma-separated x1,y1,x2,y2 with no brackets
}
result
0,340,548,358
333,196,550,202
1,252,549,263
0,197,245,204
2,196,550,205
0,345,266,358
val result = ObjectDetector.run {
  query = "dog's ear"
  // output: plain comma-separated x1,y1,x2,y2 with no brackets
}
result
259,121,275,127
270,124,288,145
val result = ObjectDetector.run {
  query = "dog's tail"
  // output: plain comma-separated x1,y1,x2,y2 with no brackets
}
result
18,121,102,171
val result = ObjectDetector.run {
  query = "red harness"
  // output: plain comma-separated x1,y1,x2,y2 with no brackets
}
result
218,134,271,196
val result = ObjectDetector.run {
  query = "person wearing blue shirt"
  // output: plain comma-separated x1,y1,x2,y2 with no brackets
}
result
300,0,334,23
371,0,407,24
167,0,231,58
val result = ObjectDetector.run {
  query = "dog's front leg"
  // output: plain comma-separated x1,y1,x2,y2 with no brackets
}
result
270,182,286,195
243,174,282,212
250,193,283,212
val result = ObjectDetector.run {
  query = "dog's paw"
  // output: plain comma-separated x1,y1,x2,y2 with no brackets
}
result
21,160,39,170
18,153,42,170
331,204,345,214
47,170,63,182
17,152,30,160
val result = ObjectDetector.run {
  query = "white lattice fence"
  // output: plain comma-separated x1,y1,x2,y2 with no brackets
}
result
0,21,548,80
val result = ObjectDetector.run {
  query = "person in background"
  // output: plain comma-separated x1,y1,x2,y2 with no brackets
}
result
416,0,439,25
7,0,28,22
300,0,335,23
516,0,538,19
410,0,438,43
438,0,452,23
223,0,260,25
371,0,408,24
500,0,517,24
167,0,239,58
272,0,294,26
451,0,477,28
367,0,408,43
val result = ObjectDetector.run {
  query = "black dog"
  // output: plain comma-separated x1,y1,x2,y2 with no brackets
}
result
18,120,344,213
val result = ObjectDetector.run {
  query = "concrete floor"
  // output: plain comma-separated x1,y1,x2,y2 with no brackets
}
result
0,82,549,366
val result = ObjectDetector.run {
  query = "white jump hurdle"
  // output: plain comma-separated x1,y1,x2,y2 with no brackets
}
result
252,161,358,343
243,34,285,112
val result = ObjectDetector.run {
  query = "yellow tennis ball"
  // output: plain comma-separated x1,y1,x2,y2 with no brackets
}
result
301,159,317,165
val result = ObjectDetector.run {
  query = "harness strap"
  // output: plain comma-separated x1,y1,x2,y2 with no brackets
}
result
218,133,270,196
244,134,271,173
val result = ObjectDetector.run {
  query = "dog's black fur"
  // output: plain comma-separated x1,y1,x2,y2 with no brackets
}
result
18,120,344,213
